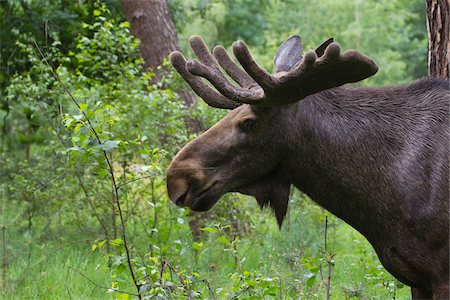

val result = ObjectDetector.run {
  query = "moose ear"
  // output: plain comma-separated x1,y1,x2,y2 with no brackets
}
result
274,35,303,72
315,38,334,57
235,170,291,227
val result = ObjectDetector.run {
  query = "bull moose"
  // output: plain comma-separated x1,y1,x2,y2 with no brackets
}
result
166,35,449,299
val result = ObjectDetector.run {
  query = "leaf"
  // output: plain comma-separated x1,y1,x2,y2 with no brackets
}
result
192,241,203,250
149,256,159,264
98,140,120,152
306,275,316,287
216,235,230,245
116,293,129,300
74,123,83,133
98,240,107,249
110,238,123,246
93,9,101,17
201,226,217,233
79,103,88,111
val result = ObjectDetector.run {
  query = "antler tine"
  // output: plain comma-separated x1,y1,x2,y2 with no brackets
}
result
170,51,238,109
172,35,378,109
187,60,263,102
189,36,223,74
187,36,265,104
212,45,257,88
278,42,378,103
315,38,334,58
232,41,279,91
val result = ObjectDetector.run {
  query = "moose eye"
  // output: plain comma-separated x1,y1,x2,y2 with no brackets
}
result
239,118,257,132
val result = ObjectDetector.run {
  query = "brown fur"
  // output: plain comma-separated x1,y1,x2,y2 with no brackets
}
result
167,79,449,298
167,36,449,298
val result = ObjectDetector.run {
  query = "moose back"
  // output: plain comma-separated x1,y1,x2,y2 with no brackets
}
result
166,35,449,298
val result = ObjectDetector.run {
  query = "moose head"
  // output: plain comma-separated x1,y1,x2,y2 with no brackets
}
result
166,35,378,225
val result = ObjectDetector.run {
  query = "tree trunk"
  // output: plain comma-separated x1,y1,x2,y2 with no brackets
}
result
426,0,450,79
120,0,207,239
121,0,203,132
120,0,179,72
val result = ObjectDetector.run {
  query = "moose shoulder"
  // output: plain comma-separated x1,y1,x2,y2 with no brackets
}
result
166,35,449,298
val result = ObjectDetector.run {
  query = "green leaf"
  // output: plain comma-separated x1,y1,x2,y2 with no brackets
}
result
216,235,230,245
98,240,107,249
149,256,159,264
98,140,120,152
306,275,316,287
110,238,123,246
201,226,217,233
192,241,203,250
74,123,83,133
93,9,101,16
79,103,88,111
116,293,129,300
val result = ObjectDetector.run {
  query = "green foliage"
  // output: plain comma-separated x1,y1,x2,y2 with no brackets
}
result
173,0,427,83
1,1,425,299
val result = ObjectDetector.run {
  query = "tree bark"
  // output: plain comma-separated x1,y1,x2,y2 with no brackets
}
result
121,0,179,72
426,0,450,79
120,0,203,132
120,0,207,239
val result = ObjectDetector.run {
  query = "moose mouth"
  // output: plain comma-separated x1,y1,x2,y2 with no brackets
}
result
188,182,222,211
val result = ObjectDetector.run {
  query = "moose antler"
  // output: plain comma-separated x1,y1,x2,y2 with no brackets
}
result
171,36,378,108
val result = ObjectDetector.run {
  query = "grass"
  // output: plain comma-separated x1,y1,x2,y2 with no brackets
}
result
4,246,108,299
1,193,410,299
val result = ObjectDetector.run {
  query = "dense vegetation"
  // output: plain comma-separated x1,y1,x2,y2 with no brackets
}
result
1,0,428,299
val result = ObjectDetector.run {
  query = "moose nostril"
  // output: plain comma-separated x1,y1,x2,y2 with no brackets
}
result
174,189,189,206
167,174,191,206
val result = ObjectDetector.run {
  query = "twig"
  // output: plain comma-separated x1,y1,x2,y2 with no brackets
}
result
33,165,76,193
34,42,141,299
322,216,335,300
116,175,153,190
74,171,110,247
160,259,189,291
196,278,215,300
2,225,6,290
68,266,139,296
65,265,73,299
230,286,251,299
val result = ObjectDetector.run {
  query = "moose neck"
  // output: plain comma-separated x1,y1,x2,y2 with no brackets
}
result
282,86,403,241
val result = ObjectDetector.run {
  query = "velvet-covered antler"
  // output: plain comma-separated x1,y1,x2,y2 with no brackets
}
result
171,35,378,108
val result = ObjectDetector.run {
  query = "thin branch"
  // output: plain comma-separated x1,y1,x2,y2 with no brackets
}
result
68,266,139,297
74,170,110,241
33,165,76,193
2,225,6,290
160,259,188,291
230,286,251,300
116,175,153,190
65,265,73,299
34,42,141,299
196,278,215,300
160,259,194,299
322,216,335,300
34,41,102,143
